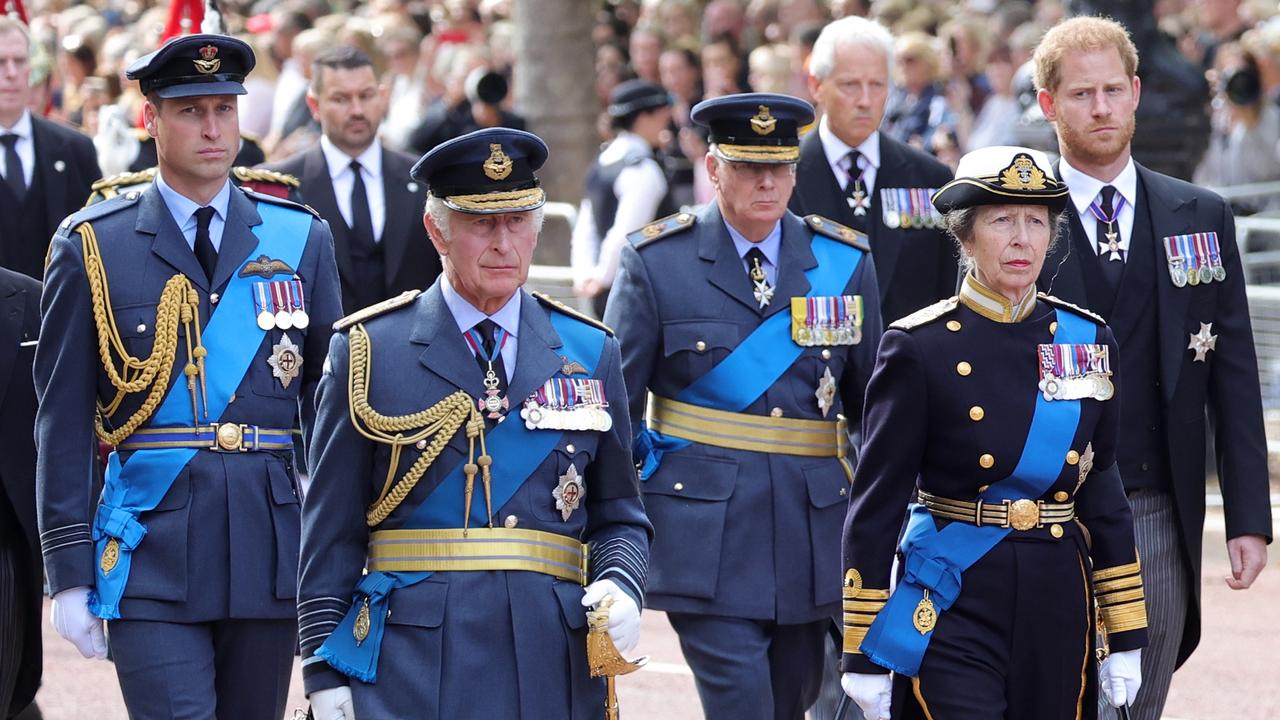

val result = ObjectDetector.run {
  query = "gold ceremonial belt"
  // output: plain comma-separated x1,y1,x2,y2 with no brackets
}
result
917,489,1074,531
647,395,850,458
116,423,294,452
367,528,588,585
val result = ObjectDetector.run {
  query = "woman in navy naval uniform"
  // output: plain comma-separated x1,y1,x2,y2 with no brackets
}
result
839,146,1148,719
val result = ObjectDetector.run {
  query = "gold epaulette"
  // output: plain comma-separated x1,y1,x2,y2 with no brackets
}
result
890,296,960,331
133,127,151,143
233,166,300,188
532,292,613,335
240,130,262,145
806,214,869,251
86,167,158,205
629,211,696,248
333,289,421,331
1038,293,1106,325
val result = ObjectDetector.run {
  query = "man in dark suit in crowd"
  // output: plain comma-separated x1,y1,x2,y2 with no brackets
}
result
264,46,440,315
789,17,956,325
0,17,101,281
0,266,41,720
1034,18,1272,720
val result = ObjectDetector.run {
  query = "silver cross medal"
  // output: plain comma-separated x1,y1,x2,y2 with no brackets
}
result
1103,223,1122,261
847,184,870,216
1188,322,1217,362
750,257,773,309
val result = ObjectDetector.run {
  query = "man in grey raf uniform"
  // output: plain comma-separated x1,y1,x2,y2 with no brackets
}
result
35,34,342,719
605,92,883,720
298,127,652,720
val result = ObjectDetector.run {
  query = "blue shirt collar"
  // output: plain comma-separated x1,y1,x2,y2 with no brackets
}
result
723,218,782,268
154,172,232,232
440,271,522,338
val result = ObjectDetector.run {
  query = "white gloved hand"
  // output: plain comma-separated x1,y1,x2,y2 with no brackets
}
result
841,672,892,720
1099,649,1142,708
581,579,641,655
50,586,108,659
309,686,356,720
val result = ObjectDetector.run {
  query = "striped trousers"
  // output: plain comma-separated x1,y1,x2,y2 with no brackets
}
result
0,534,24,716
1099,489,1189,720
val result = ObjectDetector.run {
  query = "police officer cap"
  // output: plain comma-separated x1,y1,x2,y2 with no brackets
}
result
127,34,255,99
608,79,672,118
690,92,814,164
410,128,549,214
932,145,1069,215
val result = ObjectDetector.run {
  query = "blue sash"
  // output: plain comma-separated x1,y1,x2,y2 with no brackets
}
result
89,203,311,619
317,311,607,683
858,308,1095,676
635,233,864,479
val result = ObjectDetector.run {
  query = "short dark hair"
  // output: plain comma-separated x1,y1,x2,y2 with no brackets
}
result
310,45,374,95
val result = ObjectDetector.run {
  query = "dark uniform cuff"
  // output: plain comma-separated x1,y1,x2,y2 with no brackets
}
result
1092,560,1148,640
841,652,890,674
589,536,648,607
40,524,96,595
302,657,349,696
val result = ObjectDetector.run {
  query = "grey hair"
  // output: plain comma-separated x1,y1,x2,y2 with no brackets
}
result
424,193,547,244
944,205,1067,273
809,16,896,81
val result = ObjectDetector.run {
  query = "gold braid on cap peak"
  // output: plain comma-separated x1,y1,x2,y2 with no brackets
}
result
347,324,494,529
79,223,209,444
445,188,546,212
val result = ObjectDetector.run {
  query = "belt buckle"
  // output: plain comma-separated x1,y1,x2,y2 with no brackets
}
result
213,422,250,452
1006,498,1041,531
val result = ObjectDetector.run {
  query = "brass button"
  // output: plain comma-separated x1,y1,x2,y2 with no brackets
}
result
136,323,147,333
956,361,972,376
126,191,139,200
770,407,783,417
695,340,707,352
415,439,427,450
565,444,576,454
821,349,832,360
673,482,684,492
1049,523,1064,538
969,406,984,421
946,320,961,332
1049,321,1058,334
210,292,220,305
979,453,995,469
503,515,518,528
1066,450,1080,465
1054,491,1070,502
977,484,990,493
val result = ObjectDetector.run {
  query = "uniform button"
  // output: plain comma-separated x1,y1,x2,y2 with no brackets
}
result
695,340,707,352
673,482,684,492
210,292,220,305
1054,491,1070,502
1150,425,1157,432
821,349,832,360
946,320,961,332
1049,321,1058,334
415,439,427,450
979,453,995,469
1049,523,1064,538
977,484,990,493
136,323,147,333
227,393,236,403
1066,450,1080,465
126,191,139,200
1141,462,1149,471
969,406,984,421
503,515,518,528
565,444,576,454
956,361,972,376
839,487,848,497
770,407,783,417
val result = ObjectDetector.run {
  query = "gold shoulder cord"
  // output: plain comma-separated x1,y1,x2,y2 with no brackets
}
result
347,323,494,530
78,223,209,445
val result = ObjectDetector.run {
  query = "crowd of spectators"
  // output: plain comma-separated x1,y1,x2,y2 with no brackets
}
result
13,0,1280,199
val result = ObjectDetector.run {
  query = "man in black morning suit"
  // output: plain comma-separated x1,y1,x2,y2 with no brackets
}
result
263,46,441,315
1033,18,1271,720
0,267,42,719
0,17,101,281
789,17,956,325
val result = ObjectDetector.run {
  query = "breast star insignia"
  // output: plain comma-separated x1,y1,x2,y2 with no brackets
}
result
1187,322,1217,362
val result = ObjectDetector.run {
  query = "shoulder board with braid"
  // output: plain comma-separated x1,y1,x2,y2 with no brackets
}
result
532,292,613,335
85,167,158,205
232,166,301,188
241,187,320,219
1038,293,1106,325
889,296,959,331
333,290,421,331
805,214,869,251
628,211,696,248
60,192,140,235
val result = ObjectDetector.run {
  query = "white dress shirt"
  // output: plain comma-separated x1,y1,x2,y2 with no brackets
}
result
321,136,387,243
154,172,232,252
818,116,880,197
441,272,520,382
0,109,35,188
1059,156,1138,258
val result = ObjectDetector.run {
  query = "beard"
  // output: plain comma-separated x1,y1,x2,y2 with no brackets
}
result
1053,112,1136,169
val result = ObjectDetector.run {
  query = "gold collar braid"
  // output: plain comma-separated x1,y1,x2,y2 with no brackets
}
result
79,222,209,445
347,323,494,529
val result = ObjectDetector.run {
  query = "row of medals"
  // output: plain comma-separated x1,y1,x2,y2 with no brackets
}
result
1039,372,1114,402
797,325,861,347
257,307,309,331
1168,259,1225,288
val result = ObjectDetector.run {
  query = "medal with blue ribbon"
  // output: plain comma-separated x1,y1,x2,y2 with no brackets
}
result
464,325,510,419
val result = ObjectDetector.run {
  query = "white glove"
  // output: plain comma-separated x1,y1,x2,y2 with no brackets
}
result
309,686,355,720
1099,649,1142,708
50,586,108,659
581,579,641,655
841,672,892,720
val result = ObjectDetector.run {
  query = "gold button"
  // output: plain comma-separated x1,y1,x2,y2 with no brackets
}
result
136,323,147,333
956,361,972,376
946,320,961,332
770,407,783,417
979,453,995,469
210,292,220,305
695,340,707,352
565,444,576,454
673,482,684,492
977,484,990,493
1054,491,1070,502
1050,523,1064,538
821,349,832,360
1066,450,1080,465
969,406,984,421
503,515,518,528
1049,321,1058,334
415,439,427,450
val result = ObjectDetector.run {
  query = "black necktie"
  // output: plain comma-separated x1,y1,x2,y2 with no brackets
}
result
1,134,25,202
473,319,508,399
843,149,869,231
349,160,376,255
745,247,773,310
1096,185,1124,291
193,206,217,283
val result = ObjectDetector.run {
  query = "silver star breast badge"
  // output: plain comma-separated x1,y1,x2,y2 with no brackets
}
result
553,464,585,521
815,366,838,417
268,332,303,389
1188,322,1217,362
